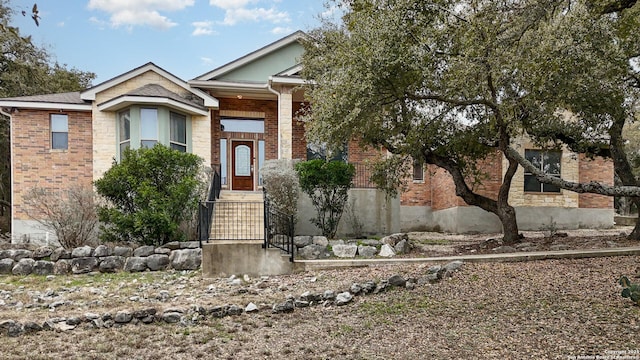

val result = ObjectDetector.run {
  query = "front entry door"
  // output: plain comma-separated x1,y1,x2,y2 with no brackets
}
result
231,140,254,190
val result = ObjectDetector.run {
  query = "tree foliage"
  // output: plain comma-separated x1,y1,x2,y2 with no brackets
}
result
94,145,205,246
296,160,355,238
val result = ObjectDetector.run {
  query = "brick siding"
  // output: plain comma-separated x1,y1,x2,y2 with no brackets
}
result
12,109,93,220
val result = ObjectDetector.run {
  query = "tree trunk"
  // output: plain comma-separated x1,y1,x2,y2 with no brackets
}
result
425,152,521,243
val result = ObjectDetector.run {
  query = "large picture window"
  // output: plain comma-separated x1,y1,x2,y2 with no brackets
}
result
116,106,191,160
51,114,68,150
524,149,561,193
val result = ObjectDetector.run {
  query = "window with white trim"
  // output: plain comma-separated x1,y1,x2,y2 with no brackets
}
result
51,114,68,150
118,110,130,158
170,112,187,152
140,108,158,149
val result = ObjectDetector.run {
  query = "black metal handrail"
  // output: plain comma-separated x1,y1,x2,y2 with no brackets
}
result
263,189,295,262
351,162,376,189
198,166,222,247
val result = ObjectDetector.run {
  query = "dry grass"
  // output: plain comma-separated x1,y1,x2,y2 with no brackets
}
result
2,255,640,359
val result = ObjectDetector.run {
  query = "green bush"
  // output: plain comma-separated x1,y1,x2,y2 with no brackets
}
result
296,159,355,238
94,145,204,245
619,276,640,306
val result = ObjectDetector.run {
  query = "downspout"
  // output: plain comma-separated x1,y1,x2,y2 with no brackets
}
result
0,107,13,242
266,80,282,159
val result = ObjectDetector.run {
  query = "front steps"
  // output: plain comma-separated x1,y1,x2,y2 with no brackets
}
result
202,190,294,277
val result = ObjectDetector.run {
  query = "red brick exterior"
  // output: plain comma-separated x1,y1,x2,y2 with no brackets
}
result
578,154,614,209
11,109,93,220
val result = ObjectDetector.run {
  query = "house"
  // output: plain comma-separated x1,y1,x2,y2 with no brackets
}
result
0,31,614,246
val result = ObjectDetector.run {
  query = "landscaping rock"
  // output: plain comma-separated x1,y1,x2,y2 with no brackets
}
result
32,247,53,259
492,246,517,253
170,248,201,270
133,246,155,257
93,245,112,257
12,258,35,275
444,261,464,273
32,260,54,275
381,233,408,247
124,257,147,272
154,248,171,255
50,248,71,261
0,258,15,274
335,292,353,306
312,236,329,247
298,244,330,260
323,290,336,301
0,250,10,260
11,249,34,262
146,254,169,271
113,246,133,257
394,239,410,254
72,246,93,258
359,239,381,246
332,244,358,258
162,312,182,324
378,244,396,257
329,239,345,246
388,274,407,287
357,245,377,257
180,241,199,249
71,257,99,274
53,260,71,275
99,256,126,273
114,311,133,324
245,303,259,313
294,236,313,248
272,299,295,313
162,241,181,250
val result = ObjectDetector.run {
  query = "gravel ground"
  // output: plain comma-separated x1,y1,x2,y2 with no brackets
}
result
2,251,640,359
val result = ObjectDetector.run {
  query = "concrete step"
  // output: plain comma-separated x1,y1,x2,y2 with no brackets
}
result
218,190,263,202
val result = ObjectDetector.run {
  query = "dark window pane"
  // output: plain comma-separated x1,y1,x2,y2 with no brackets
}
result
170,112,186,144
171,143,186,152
524,175,541,192
413,160,424,181
52,132,68,150
543,182,561,193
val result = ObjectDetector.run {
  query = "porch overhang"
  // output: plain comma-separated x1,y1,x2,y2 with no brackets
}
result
97,95,210,116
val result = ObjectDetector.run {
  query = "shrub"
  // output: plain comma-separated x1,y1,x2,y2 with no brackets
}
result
619,276,640,306
22,186,99,249
94,145,204,246
261,159,299,218
296,159,355,238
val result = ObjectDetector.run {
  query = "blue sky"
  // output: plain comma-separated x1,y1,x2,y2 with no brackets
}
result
9,0,336,85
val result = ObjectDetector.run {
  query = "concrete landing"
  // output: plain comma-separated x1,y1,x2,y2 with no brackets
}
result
202,241,293,277
297,246,640,271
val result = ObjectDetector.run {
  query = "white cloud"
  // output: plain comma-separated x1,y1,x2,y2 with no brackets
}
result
200,57,215,65
192,21,216,36
271,26,291,35
57,21,65,27
208,0,290,26
87,0,195,30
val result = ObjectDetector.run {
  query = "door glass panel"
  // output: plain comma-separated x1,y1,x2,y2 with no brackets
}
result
235,145,251,176
220,139,227,185
221,118,264,133
258,140,265,186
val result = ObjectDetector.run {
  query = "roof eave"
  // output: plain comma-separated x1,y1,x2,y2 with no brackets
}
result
0,101,92,111
98,96,210,116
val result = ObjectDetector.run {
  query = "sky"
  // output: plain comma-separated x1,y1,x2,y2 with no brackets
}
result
9,0,337,85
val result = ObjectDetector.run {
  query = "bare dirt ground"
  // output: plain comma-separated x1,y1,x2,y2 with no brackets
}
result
1,228,640,359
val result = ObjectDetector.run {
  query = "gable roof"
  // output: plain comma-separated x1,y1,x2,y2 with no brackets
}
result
193,31,306,82
97,84,208,116
82,62,218,108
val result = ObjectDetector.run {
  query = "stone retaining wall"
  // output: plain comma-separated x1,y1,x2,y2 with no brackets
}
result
0,242,202,276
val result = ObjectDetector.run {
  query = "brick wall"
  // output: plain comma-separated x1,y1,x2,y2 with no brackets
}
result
211,97,278,167
12,109,93,220
578,154,614,209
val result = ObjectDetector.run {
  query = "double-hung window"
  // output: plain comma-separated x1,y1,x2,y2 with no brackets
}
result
524,149,561,193
51,114,68,150
413,159,424,182
118,110,131,158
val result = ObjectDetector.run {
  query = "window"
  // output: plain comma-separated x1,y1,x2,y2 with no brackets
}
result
258,140,265,186
412,159,424,181
51,114,68,150
306,142,348,162
170,112,187,152
220,118,264,133
118,110,130,158
140,108,158,148
524,150,561,193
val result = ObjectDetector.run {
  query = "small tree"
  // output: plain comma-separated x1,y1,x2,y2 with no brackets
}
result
94,145,204,246
22,185,99,249
296,159,355,238
261,159,299,218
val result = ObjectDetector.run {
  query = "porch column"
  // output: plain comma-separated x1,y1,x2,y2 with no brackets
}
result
278,86,294,159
